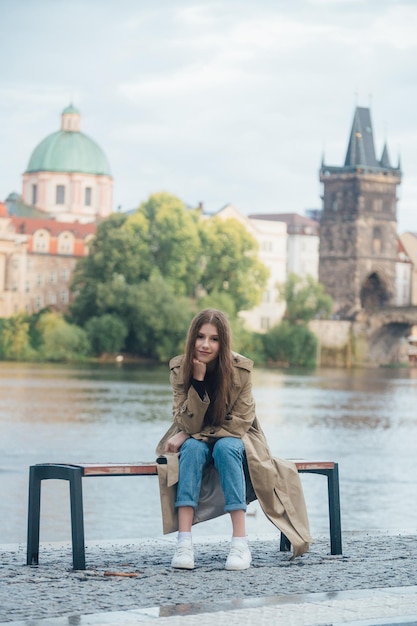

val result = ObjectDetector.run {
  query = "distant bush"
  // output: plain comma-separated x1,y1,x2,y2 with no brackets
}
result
262,320,317,367
85,314,128,355
0,314,35,361
36,312,91,361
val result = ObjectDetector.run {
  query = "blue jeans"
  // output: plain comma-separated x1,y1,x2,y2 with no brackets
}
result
176,437,247,512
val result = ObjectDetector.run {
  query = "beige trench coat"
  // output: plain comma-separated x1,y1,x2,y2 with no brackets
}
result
156,353,313,558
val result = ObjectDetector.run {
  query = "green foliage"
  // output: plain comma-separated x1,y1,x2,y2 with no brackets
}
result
70,193,202,326
69,193,270,360
199,217,269,311
231,322,265,365
0,314,35,361
128,272,195,361
262,320,318,367
85,314,128,355
27,309,49,351
36,312,91,361
278,273,333,324
70,212,150,324
197,290,237,318
131,192,202,295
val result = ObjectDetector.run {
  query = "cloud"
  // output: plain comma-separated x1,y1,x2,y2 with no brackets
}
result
0,0,415,231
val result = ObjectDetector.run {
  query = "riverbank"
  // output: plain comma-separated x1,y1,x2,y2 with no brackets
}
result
1,532,417,624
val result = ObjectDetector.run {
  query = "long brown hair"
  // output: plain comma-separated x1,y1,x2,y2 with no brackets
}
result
183,309,234,426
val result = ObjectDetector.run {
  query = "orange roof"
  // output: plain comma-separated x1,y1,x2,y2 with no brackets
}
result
10,216,96,238
0,202,7,217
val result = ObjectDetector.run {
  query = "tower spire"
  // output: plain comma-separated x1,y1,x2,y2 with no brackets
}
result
344,107,378,168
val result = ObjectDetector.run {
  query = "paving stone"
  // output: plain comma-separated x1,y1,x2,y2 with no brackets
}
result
1,534,417,624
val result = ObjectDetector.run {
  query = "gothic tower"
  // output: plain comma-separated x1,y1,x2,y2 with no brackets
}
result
319,106,401,318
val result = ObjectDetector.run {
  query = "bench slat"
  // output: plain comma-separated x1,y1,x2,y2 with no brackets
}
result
81,463,158,476
44,460,335,477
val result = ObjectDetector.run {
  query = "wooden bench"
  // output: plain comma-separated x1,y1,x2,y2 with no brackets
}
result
26,459,342,570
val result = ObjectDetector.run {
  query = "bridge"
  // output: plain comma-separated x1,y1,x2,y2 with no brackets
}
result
354,306,417,365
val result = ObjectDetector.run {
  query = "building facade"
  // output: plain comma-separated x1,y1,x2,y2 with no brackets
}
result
0,104,112,318
0,203,29,317
0,204,96,317
400,232,417,306
319,106,401,318
395,239,412,306
215,204,287,331
249,212,319,280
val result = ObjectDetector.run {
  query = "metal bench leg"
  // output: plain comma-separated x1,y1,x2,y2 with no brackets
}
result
279,532,291,552
68,468,86,570
27,466,41,565
327,464,342,555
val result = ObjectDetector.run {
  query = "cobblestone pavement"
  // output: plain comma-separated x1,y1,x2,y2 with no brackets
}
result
1,533,417,625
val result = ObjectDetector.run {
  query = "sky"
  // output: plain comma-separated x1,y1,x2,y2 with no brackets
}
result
0,0,416,233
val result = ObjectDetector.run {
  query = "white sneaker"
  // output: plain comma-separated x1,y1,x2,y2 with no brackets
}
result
171,537,194,570
225,540,252,571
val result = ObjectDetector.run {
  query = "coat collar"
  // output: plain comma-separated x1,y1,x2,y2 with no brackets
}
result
170,352,253,387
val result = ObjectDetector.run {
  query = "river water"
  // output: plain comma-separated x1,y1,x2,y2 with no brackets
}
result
1,362,417,545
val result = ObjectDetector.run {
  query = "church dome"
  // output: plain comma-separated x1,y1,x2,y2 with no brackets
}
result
25,106,112,177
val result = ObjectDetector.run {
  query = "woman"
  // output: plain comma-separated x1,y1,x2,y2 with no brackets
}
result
156,309,312,571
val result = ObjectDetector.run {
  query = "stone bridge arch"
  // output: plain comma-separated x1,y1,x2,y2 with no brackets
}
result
366,321,411,364
359,270,392,312
355,306,417,365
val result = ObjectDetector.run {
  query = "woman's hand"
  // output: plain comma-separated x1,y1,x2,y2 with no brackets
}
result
164,431,190,453
192,358,206,381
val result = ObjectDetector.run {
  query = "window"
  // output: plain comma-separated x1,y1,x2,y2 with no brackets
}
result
373,198,383,212
372,227,383,254
85,187,92,206
261,317,271,330
36,296,43,310
48,292,57,305
61,268,71,281
36,274,43,287
32,184,38,205
33,230,49,253
332,192,341,211
56,185,65,204
49,271,57,284
57,232,74,255
60,290,69,304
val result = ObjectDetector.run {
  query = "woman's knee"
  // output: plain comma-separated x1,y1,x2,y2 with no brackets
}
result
212,437,245,463
180,437,210,463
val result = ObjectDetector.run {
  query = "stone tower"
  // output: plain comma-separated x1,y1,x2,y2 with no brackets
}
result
319,106,401,318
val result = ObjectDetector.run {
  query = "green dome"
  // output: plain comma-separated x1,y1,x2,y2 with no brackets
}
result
26,129,112,176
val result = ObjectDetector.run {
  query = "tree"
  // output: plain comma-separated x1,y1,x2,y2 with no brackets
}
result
36,312,90,361
199,217,269,311
70,212,151,324
131,192,202,296
278,273,333,324
69,192,271,360
0,314,34,360
70,193,202,326
262,320,317,367
128,271,195,361
197,290,237,318
85,314,128,355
